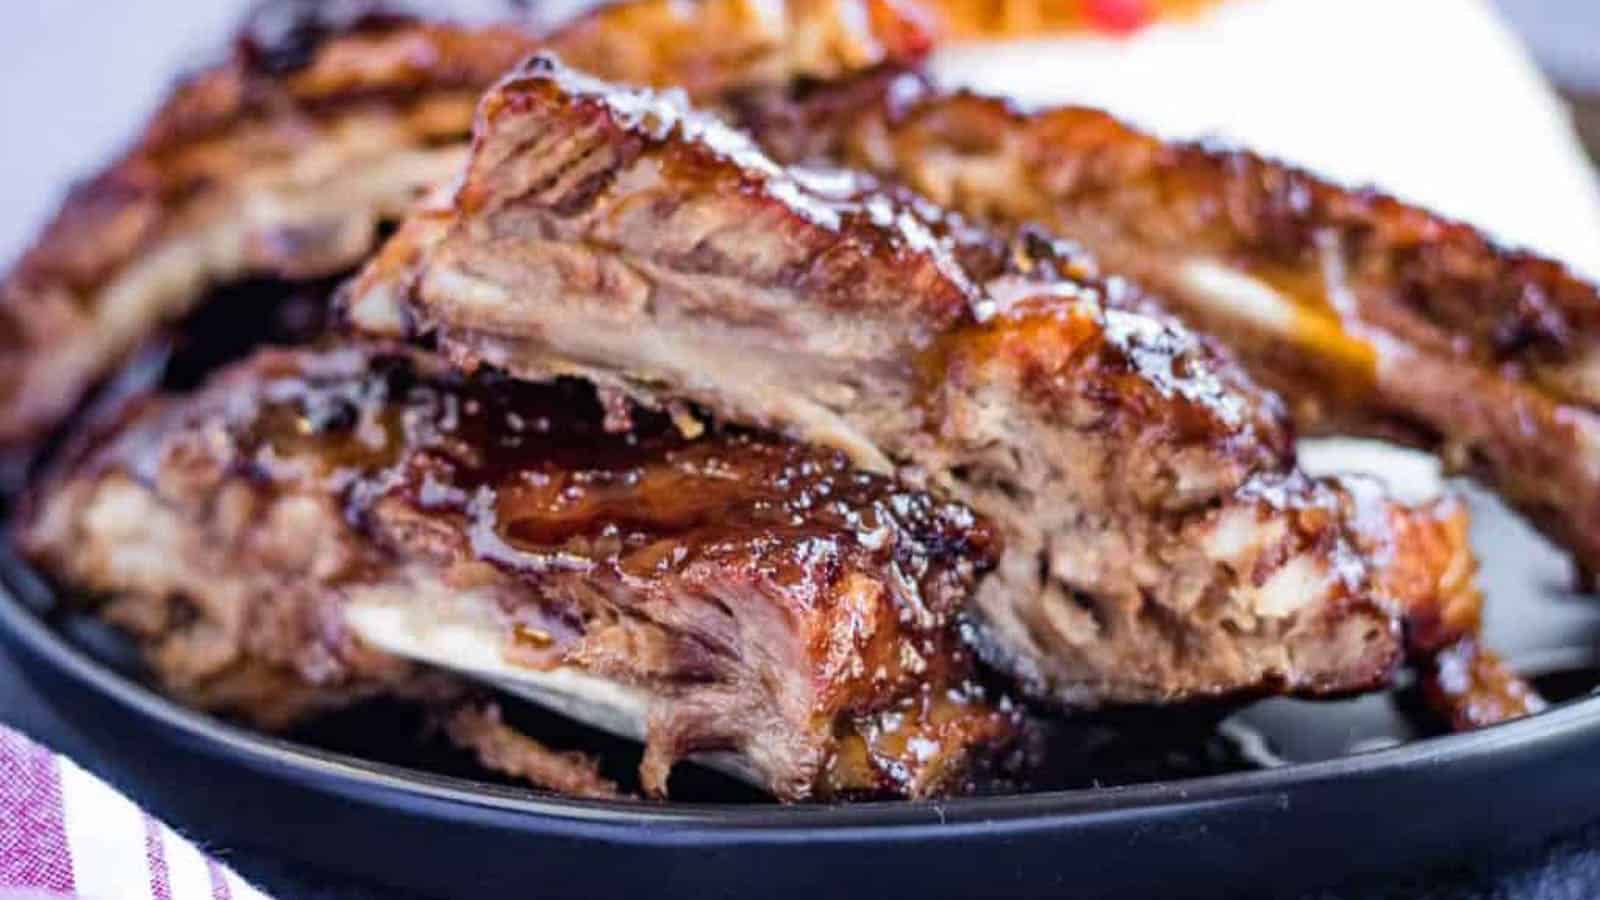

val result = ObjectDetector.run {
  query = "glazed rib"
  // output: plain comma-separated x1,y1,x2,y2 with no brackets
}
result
730,68,1600,576
20,344,1014,801
346,56,1424,708
0,1,934,450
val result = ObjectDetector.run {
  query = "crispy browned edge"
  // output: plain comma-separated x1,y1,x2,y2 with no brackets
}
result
0,1,938,449
745,67,1600,377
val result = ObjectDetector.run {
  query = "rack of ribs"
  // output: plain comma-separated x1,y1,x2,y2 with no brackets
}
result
343,54,1501,711
19,343,1018,801
0,0,935,452
729,67,1600,580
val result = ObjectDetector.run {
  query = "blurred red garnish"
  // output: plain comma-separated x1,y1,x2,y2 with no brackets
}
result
868,0,942,61
1085,0,1155,34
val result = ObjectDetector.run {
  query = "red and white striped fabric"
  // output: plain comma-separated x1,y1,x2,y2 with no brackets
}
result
0,726,270,900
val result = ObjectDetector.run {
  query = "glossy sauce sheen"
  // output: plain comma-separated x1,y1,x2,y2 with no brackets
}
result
126,347,1012,798
366,56,1408,709
721,66,1600,588
238,353,993,587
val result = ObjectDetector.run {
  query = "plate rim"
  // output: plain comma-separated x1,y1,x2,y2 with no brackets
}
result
6,549,1599,836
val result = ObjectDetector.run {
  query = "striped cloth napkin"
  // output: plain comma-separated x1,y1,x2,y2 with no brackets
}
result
0,726,269,900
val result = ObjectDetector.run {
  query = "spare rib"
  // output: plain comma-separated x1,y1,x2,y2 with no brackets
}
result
20,344,1015,801
345,55,1423,708
0,1,934,450
730,68,1600,577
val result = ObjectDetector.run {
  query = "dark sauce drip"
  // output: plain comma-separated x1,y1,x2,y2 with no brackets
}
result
231,353,994,596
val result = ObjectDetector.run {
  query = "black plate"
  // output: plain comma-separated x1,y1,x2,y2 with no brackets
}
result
6,474,1600,899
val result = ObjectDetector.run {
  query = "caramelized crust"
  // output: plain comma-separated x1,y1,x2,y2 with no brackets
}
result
20,345,1013,801
347,56,1419,708
732,68,1600,576
1347,486,1543,729
0,1,935,450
